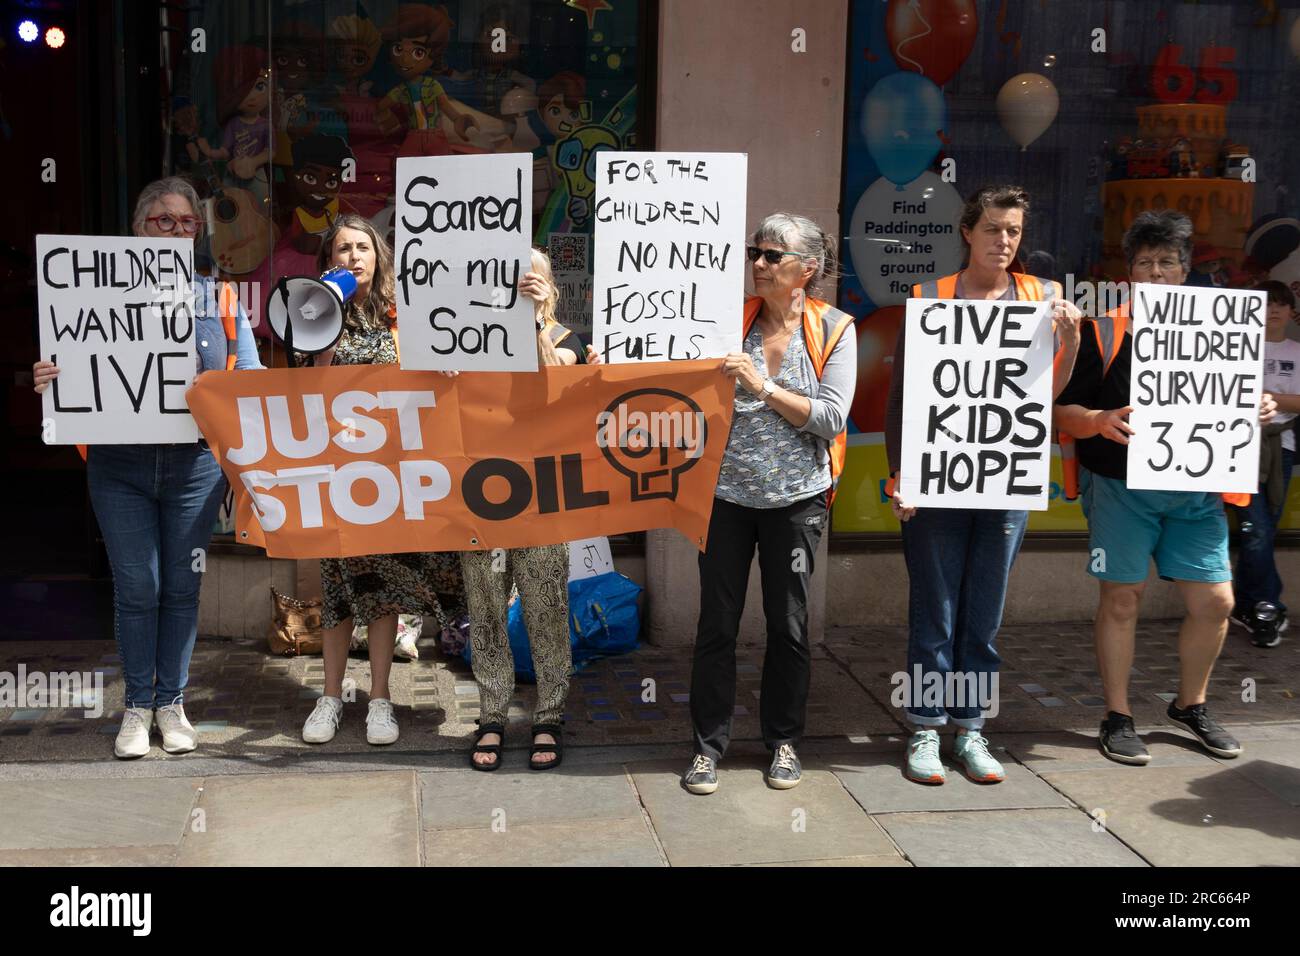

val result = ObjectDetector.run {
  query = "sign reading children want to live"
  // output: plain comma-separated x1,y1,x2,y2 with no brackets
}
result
592,152,746,363
394,153,537,372
900,297,1055,510
1127,282,1265,495
36,235,198,444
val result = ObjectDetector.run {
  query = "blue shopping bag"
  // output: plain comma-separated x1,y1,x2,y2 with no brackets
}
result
462,572,643,680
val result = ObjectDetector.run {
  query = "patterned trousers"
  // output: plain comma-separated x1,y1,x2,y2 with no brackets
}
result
459,544,571,726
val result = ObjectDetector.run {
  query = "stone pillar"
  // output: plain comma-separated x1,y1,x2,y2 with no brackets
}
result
646,1,847,645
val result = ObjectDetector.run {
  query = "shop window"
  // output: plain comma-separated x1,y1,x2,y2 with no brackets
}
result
835,0,1300,538
157,0,644,366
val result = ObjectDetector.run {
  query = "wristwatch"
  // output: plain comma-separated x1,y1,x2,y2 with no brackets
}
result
760,378,778,399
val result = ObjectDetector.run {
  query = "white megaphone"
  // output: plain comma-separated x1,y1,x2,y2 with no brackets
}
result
266,267,357,367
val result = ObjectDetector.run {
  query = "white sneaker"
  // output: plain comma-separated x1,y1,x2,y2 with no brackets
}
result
154,700,197,754
302,695,343,744
366,698,399,745
114,707,154,759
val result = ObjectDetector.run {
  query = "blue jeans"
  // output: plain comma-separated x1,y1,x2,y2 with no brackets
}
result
1231,448,1294,612
87,444,226,709
900,508,1028,730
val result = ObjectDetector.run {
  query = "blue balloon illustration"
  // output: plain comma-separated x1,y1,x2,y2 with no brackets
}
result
862,72,947,188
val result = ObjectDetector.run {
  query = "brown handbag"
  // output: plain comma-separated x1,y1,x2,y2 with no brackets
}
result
268,587,324,656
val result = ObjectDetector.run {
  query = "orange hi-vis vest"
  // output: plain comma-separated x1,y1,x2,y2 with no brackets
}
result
885,271,1057,498
1058,302,1249,507
741,295,855,503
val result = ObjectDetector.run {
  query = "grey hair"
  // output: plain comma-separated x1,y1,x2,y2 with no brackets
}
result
750,212,839,295
1122,211,1193,272
131,177,203,236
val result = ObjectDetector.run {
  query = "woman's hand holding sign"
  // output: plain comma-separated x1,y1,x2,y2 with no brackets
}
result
1051,298,1082,347
1260,392,1277,424
32,360,59,394
891,477,917,522
1095,406,1135,445
721,351,764,395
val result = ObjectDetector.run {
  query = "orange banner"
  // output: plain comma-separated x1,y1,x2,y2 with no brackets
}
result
187,361,734,558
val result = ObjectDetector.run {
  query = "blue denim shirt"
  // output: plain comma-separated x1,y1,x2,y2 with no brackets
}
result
194,276,263,372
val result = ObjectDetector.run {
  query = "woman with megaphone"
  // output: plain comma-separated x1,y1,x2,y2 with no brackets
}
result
32,176,264,759
297,214,467,747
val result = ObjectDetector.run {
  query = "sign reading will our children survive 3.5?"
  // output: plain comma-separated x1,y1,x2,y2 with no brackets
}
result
395,153,537,372
592,151,746,363
36,234,198,445
1127,282,1265,495
900,298,1054,510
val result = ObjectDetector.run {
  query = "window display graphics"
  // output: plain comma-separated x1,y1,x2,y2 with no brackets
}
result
834,0,1300,534
159,1,642,350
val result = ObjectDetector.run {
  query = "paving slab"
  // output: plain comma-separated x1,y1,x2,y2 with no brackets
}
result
830,752,1071,813
175,770,419,866
627,757,895,866
1040,764,1300,867
877,809,1147,867
0,846,177,866
0,778,200,851
419,767,643,828
423,817,663,866
1228,739,1300,806
1224,721,1300,743
743,854,909,867
1003,730,1221,773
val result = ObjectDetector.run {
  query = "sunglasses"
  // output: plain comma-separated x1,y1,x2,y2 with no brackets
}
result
746,246,804,265
146,215,203,235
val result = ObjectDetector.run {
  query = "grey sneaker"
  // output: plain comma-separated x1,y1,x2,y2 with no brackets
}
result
1099,711,1150,765
1166,701,1242,758
766,743,801,790
683,754,718,795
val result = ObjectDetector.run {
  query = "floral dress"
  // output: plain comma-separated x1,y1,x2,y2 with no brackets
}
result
316,309,467,630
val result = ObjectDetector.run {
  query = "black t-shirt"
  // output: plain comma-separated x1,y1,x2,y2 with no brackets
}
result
1055,322,1132,480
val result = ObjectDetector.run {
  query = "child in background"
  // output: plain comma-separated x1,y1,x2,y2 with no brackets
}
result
1230,280,1300,647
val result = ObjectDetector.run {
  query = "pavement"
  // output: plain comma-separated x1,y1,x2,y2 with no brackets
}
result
0,621,1297,866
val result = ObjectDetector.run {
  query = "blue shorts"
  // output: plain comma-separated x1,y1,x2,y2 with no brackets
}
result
1079,469,1231,584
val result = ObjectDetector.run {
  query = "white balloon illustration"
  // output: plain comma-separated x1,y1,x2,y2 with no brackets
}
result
996,73,1060,151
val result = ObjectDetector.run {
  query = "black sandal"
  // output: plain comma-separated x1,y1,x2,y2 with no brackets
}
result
470,723,505,772
529,723,563,771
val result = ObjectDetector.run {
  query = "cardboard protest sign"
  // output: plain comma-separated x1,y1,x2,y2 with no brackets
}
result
568,536,615,581
1127,283,1265,494
591,152,746,363
37,235,198,444
899,297,1054,509
187,361,733,557
394,153,537,372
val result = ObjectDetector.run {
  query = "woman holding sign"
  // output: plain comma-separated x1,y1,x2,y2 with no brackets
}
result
1054,211,1276,766
32,176,263,759
885,185,1082,786
461,247,590,772
682,213,856,796
297,214,467,748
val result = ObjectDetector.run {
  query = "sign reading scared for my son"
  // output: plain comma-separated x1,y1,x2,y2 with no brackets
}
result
899,297,1054,509
1127,282,1265,494
37,234,198,444
394,153,538,372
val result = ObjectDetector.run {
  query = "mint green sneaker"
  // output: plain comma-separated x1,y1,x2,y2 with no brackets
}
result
953,732,1005,783
905,729,945,785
